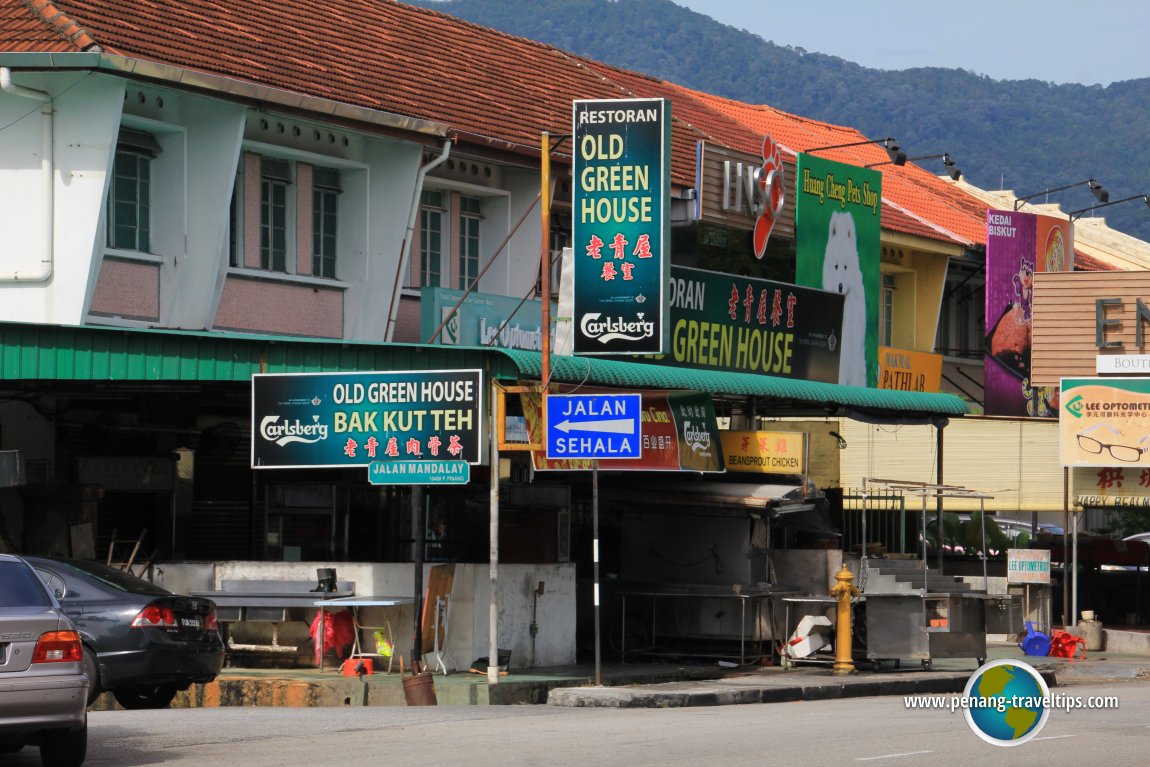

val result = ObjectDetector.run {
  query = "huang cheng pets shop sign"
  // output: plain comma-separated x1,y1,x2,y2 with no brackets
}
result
794,154,882,388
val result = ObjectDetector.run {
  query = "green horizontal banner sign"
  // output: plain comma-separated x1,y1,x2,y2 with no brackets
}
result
368,460,470,485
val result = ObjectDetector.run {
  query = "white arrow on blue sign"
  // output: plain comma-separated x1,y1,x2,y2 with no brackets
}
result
545,393,642,460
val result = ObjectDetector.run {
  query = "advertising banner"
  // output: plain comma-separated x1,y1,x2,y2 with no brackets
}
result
419,287,553,350
252,370,483,468
794,154,882,388
572,98,670,355
878,346,943,392
720,431,806,475
521,389,723,473
653,265,842,382
1059,377,1150,469
985,210,1073,416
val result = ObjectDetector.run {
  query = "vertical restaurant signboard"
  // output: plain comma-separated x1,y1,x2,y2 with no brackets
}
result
985,210,1073,417
793,154,882,388
572,98,670,355
251,370,483,468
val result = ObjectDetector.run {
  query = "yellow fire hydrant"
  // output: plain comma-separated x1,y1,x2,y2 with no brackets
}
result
829,563,860,675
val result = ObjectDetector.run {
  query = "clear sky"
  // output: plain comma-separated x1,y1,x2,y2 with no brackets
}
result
673,1,1150,86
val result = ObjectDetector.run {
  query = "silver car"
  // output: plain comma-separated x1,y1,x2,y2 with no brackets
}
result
0,553,89,766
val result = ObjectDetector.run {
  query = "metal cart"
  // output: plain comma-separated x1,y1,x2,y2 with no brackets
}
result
863,591,989,669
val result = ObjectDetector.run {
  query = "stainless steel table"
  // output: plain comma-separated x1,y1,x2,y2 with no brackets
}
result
619,585,797,665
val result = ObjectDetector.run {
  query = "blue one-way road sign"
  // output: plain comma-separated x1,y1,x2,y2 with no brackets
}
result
545,393,641,460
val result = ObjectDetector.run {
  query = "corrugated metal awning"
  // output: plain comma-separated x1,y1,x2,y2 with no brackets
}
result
498,349,967,418
0,322,967,419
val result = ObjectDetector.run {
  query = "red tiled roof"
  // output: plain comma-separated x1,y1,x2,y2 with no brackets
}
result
681,88,996,247
0,0,82,51
0,0,715,185
0,0,993,247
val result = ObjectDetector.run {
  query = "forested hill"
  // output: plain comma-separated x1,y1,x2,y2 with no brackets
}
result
409,0,1150,242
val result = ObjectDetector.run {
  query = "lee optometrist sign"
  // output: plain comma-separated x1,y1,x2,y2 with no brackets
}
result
252,370,483,469
572,98,670,355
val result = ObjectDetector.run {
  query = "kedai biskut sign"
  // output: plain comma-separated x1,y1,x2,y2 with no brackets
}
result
572,98,670,355
252,370,483,469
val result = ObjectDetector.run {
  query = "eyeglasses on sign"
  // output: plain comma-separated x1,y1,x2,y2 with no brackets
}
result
1076,423,1150,463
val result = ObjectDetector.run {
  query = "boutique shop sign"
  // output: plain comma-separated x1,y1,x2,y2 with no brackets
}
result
252,370,483,469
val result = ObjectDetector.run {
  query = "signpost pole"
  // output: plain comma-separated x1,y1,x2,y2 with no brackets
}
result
411,486,425,670
592,461,602,687
488,378,501,685
540,131,552,392
980,497,988,591
1072,511,1079,627
1063,468,1070,627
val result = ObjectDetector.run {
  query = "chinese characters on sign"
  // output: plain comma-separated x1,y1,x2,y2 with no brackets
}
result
251,370,483,468
657,266,843,382
572,98,670,355
1059,377,1150,469
719,430,806,475
794,153,882,388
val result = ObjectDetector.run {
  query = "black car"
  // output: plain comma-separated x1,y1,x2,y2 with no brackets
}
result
25,556,224,709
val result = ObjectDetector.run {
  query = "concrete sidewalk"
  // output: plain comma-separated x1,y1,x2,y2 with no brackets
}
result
549,640,1150,708
90,636,1150,711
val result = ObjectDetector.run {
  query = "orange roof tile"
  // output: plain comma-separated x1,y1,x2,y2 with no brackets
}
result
0,0,991,248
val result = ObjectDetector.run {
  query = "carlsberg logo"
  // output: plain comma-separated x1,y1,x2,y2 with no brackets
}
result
580,313,655,344
260,415,329,446
683,420,712,456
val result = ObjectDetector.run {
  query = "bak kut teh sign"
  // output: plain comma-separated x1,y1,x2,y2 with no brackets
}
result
572,98,670,355
251,370,483,469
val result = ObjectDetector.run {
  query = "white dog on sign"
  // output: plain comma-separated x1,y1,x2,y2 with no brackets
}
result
822,211,868,387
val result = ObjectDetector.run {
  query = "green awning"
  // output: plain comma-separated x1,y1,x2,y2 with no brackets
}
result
496,348,967,419
0,322,966,419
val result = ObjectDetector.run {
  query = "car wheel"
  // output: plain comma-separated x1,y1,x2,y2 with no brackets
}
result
113,684,179,710
39,721,86,767
81,646,101,705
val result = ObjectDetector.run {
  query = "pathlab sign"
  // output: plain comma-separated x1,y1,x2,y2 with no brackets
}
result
572,98,670,355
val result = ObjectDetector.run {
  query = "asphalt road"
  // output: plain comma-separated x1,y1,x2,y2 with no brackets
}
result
8,680,1149,767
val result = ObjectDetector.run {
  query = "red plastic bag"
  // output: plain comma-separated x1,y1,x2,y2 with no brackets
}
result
309,609,355,666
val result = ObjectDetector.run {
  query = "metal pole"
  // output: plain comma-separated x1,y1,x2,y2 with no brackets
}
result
860,481,868,577
921,493,929,593
1063,468,1070,627
935,426,944,574
411,486,425,670
593,462,602,686
1071,509,1079,628
540,132,552,391
488,379,501,684
980,497,988,591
